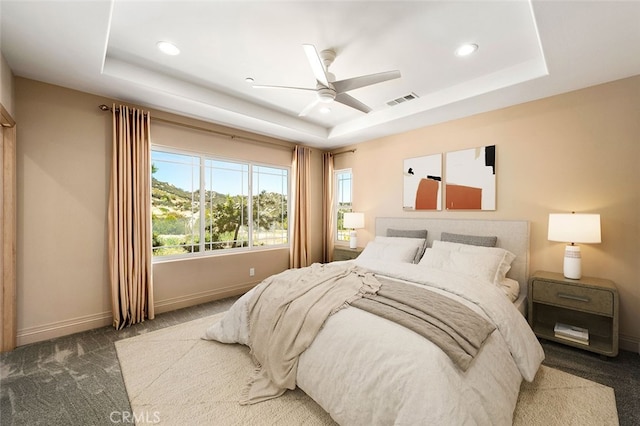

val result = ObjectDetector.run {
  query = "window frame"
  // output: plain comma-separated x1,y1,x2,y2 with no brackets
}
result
151,146,291,262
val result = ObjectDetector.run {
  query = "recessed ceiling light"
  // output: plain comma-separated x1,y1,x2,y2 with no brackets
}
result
245,77,254,83
455,43,478,57
157,41,180,56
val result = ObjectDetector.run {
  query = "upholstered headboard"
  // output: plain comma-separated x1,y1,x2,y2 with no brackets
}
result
375,217,530,300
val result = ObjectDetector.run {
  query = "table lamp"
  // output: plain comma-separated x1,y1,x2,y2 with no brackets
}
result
343,212,365,249
548,212,601,279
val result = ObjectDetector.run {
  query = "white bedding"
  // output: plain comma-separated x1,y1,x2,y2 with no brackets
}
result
205,259,544,425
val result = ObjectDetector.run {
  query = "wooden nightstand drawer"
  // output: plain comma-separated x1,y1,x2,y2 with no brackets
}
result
532,280,613,316
333,246,362,261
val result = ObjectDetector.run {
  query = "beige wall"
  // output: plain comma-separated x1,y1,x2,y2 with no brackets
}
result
0,51,14,116
16,78,112,345
335,75,640,351
13,74,638,352
14,78,323,345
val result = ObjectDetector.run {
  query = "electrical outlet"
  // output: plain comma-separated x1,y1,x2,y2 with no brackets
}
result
249,267,255,277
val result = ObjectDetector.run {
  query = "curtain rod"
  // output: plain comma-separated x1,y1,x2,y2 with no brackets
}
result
332,149,356,156
99,104,149,117
99,104,294,151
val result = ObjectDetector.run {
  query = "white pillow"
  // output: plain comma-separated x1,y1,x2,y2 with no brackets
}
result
419,248,504,285
374,236,426,264
431,240,516,285
499,277,520,302
359,241,419,263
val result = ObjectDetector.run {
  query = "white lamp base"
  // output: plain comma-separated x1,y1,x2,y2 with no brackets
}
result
563,244,582,279
349,230,358,249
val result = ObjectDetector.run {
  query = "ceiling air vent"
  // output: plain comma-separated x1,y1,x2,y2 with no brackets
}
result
387,92,419,107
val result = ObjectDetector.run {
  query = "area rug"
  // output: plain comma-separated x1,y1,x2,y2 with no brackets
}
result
115,313,619,425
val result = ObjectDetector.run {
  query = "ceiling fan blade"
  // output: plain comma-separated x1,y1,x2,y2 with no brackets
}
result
333,70,401,94
335,93,372,114
252,84,316,91
298,98,321,117
303,44,330,87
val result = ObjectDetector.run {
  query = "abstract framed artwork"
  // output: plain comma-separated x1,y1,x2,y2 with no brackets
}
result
445,145,496,210
403,153,442,211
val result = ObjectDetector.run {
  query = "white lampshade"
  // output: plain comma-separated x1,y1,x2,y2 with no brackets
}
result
548,213,601,243
548,213,601,279
343,212,365,230
343,212,364,249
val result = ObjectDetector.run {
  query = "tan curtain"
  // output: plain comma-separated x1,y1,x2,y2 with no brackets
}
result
290,146,311,268
108,104,154,330
322,152,335,263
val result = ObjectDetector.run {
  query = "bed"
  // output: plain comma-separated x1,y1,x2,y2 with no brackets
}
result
204,218,544,425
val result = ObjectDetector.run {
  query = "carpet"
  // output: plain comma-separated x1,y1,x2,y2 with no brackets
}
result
115,313,619,425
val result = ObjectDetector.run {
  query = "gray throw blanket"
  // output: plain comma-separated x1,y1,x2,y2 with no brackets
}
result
351,278,496,371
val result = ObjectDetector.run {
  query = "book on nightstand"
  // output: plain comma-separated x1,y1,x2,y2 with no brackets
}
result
554,322,589,345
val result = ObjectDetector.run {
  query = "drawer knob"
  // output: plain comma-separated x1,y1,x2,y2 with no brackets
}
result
557,292,590,303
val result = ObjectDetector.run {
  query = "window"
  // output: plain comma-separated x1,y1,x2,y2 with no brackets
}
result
335,169,352,242
151,148,289,258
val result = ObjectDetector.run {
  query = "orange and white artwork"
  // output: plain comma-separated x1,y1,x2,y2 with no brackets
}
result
403,153,442,211
445,145,496,210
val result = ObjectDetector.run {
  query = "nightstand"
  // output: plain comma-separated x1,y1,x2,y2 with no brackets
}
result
333,246,362,261
528,271,619,357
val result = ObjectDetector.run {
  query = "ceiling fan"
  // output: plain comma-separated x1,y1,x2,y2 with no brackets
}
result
253,44,401,116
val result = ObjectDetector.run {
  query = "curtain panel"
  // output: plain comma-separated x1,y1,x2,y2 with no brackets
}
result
108,105,154,330
290,146,311,268
322,152,335,263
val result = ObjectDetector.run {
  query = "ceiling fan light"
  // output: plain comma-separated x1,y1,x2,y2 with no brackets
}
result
455,43,478,57
320,107,331,114
317,87,336,103
157,41,180,56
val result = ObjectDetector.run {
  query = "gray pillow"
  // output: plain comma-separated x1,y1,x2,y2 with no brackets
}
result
387,228,428,239
440,232,497,247
386,229,428,263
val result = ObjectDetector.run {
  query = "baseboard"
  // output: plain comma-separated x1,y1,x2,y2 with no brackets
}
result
619,333,640,354
153,281,257,314
16,282,256,347
17,311,113,347
16,294,640,356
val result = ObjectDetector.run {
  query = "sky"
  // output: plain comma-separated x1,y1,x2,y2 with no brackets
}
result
152,150,288,196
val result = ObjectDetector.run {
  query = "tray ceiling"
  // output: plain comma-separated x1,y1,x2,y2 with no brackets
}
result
2,1,639,148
